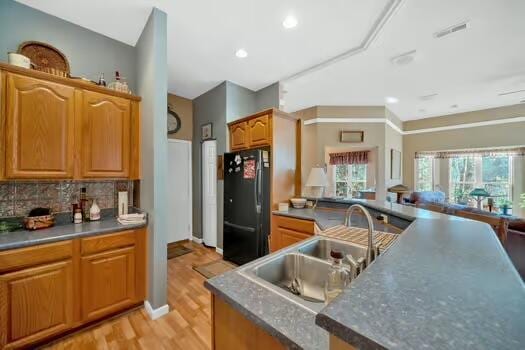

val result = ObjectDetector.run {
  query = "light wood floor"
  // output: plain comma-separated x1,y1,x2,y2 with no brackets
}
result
42,241,221,350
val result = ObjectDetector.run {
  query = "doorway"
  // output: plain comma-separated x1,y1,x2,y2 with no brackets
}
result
167,139,192,243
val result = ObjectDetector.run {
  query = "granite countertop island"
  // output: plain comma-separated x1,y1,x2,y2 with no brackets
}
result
0,209,147,252
206,199,525,349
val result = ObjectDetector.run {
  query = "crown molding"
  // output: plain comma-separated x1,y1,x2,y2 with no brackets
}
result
282,0,403,83
303,116,525,135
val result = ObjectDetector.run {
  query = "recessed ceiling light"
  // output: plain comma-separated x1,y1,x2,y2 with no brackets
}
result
235,49,248,58
283,15,298,29
385,96,399,104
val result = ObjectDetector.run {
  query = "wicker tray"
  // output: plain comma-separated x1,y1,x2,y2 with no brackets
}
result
18,41,70,76
23,214,55,230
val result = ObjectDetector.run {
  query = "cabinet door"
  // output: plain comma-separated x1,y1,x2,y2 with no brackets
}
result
5,73,75,178
0,260,74,348
81,91,131,178
248,115,271,147
230,122,248,151
81,246,136,322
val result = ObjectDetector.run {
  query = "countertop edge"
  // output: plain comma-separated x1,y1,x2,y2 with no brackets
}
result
204,277,303,350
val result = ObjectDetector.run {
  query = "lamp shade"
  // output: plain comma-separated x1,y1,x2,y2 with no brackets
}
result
306,167,328,187
469,188,490,197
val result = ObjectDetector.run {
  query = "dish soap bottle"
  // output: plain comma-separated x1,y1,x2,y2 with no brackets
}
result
89,199,101,221
324,250,350,304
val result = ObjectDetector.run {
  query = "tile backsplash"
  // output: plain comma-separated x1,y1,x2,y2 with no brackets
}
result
0,180,134,218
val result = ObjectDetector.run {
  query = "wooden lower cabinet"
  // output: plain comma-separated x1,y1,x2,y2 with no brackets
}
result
270,214,316,252
212,294,284,350
0,261,74,349
0,228,146,349
81,246,136,322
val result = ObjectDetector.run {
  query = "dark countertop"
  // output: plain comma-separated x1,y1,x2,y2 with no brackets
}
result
207,199,525,349
0,211,147,252
205,270,328,350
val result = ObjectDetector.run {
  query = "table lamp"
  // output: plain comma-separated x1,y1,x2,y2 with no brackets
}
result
306,167,328,207
469,188,490,209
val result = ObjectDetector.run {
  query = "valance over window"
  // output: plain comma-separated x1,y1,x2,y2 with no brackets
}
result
329,151,369,165
415,147,525,159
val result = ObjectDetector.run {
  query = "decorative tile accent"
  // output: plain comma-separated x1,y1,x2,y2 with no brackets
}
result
0,183,15,201
0,180,136,218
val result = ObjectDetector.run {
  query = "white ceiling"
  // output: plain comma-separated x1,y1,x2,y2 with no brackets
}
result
15,0,525,120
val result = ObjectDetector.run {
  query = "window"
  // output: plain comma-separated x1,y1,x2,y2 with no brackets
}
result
449,156,512,205
335,164,367,197
415,157,434,191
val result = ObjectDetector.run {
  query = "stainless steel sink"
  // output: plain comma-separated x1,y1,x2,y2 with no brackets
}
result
238,237,370,313
298,238,367,261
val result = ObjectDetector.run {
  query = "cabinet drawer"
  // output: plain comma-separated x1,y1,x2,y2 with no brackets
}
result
81,230,135,255
279,228,312,249
0,241,73,274
274,215,315,234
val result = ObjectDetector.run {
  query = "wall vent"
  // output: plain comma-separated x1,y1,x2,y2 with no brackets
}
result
419,93,438,101
434,21,469,38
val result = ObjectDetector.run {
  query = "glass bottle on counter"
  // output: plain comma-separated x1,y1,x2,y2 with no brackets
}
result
324,250,350,304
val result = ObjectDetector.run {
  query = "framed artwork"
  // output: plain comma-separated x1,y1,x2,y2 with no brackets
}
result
340,130,364,143
201,123,213,140
391,149,401,180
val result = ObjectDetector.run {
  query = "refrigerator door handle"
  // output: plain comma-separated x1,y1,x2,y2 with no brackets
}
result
224,221,256,232
255,156,262,214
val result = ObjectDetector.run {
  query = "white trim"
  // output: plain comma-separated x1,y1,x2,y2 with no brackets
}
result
304,116,525,136
167,138,192,144
144,301,169,320
192,236,203,244
283,0,403,82
215,247,223,255
403,116,525,135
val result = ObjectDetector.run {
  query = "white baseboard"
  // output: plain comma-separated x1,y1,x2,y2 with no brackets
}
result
192,236,203,244
215,247,223,255
144,300,169,320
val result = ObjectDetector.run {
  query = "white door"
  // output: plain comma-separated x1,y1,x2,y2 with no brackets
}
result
167,139,192,243
202,140,217,247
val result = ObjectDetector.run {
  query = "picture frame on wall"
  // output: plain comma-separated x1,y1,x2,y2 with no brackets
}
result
340,130,364,143
201,123,213,140
391,149,401,180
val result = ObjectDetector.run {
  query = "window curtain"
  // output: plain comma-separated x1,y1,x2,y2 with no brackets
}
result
415,147,525,159
329,151,369,165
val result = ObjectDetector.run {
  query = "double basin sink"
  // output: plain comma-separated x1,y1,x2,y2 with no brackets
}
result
239,237,369,312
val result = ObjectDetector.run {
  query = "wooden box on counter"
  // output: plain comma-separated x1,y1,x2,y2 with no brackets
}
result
0,62,141,180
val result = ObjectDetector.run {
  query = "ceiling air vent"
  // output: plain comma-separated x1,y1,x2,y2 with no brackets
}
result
434,21,469,38
498,89,525,96
419,93,438,101
390,50,417,65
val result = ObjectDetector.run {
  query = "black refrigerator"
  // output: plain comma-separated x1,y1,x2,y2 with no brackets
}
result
223,147,271,265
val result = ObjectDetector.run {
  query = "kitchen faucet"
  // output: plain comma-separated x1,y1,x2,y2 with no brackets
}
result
344,204,378,267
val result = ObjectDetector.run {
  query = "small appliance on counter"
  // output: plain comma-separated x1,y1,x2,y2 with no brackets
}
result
23,207,55,230
290,198,307,209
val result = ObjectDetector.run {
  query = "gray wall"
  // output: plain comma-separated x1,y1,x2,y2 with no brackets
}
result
136,8,168,310
192,80,280,249
254,82,280,111
0,0,137,91
192,82,227,246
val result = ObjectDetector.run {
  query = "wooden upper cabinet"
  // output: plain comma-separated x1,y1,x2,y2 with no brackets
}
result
81,91,131,178
0,260,74,349
5,73,75,179
230,121,248,151
248,114,271,147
